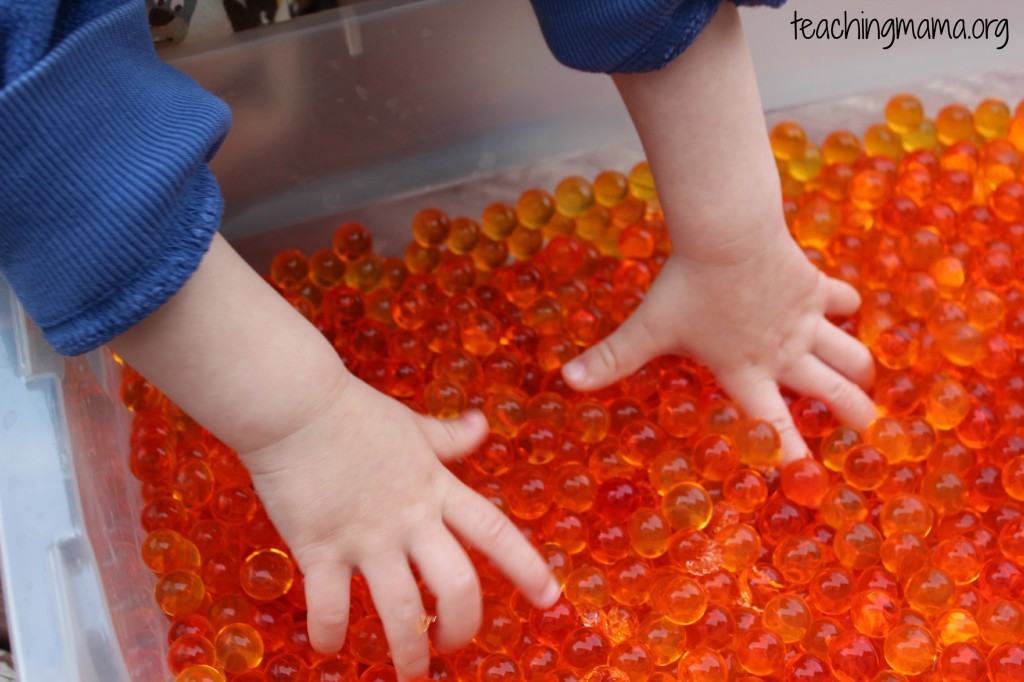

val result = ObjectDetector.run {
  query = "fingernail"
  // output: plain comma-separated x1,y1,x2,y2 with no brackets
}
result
563,361,587,386
465,410,488,430
540,580,562,607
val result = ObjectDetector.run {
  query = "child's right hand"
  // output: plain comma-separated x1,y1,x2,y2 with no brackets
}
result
239,372,561,681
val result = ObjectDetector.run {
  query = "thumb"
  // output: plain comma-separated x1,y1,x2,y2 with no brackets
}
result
418,409,490,462
562,303,667,392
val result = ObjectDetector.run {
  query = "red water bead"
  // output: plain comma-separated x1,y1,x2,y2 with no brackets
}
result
332,222,372,261
201,552,240,594
169,614,214,645
938,641,988,682
783,653,830,682
168,634,215,674
757,494,809,546
529,598,580,646
618,419,665,467
790,397,835,439
130,438,175,484
589,522,631,565
781,458,829,509
692,435,739,482
265,652,309,682
250,601,293,653
595,478,641,522
211,485,259,525
828,632,881,682
521,644,558,679
773,536,825,584
956,402,1000,448
560,627,610,672
348,616,389,666
980,558,1024,601
142,496,188,533
808,565,856,615
990,642,1024,682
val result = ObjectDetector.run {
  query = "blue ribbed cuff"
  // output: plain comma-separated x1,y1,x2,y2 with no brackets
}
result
0,2,231,355
530,0,786,73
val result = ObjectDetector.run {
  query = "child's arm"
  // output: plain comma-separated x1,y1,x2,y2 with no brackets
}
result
111,234,560,681
561,4,878,463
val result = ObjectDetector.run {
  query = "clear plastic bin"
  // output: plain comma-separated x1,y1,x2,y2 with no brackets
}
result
0,0,1021,678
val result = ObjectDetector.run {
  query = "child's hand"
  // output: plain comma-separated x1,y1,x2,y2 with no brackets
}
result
110,235,558,682
563,229,876,464
240,374,560,680
569,3,879,463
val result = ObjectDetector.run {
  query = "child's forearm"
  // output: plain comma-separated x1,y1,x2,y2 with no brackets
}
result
613,3,785,264
109,233,347,455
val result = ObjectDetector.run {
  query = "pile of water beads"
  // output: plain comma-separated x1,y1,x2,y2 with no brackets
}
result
124,93,1024,681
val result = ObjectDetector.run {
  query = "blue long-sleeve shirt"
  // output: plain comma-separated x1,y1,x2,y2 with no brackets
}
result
0,0,782,356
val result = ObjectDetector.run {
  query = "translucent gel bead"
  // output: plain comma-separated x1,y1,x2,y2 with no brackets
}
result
168,634,215,674
834,521,883,570
852,589,901,637
780,458,829,508
820,483,868,528
829,632,881,682
734,419,781,468
842,445,889,491
661,482,713,531
241,548,294,601
976,98,1012,140
175,665,226,682
771,121,808,161
879,493,934,536
628,162,656,201
626,508,670,558
934,536,983,584
823,130,862,164
736,627,785,676
866,418,911,463
593,171,629,207
638,615,684,666
156,570,205,616
516,189,556,229
977,599,1024,646
677,647,727,682
939,642,988,682
722,469,768,514
714,523,761,573
883,623,936,676
658,576,707,625
561,627,611,672
142,529,201,574
763,593,811,643
481,202,518,240
772,536,824,584
821,427,862,472
215,623,264,674
866,124,903,159
935,608,980,645
880,532,928,578
411,208,450,247
885,94,925,134
936,104,975,145
906,568,956,615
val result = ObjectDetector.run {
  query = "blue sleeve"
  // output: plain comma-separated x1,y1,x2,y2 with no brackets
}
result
0,1,231,356
529,0,786,73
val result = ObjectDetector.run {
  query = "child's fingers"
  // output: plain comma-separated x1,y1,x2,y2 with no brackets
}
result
719,371,809,466
303,560,352,653
782,356,878,432
824,277,862,317
443,483,561,608
418,409,490,462
410,529,483,652
814,321,876,389
362,556,431,681
561,303,669,391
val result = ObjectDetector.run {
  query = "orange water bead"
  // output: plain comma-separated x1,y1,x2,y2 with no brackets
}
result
156,570,205,617
717,469,764,514
516,189,556,229
736,627,785,676
937,104,975,145
214,623,264,674
823,129,862,164
885,94,925,134
866,124,903,159
850,169,891,211
905,567,956,615
712,522,762,574
843,445,889,490
781,458,829,508
834,521,883,570
175,665,226,682
626,507,671,558
773,535,825,584
734,419,781,469
976,98,1012,139
561,627,611,671
880,532,928,578
820,483,869,528
771,121,808,161
921,469,969,514
935,536,984,584
879,493,934,536
763,593,811,643
851,588,901,638
142,529,201,574
240,549,294,602
821,426,863,471
661,482,713,531
882,623,936,676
